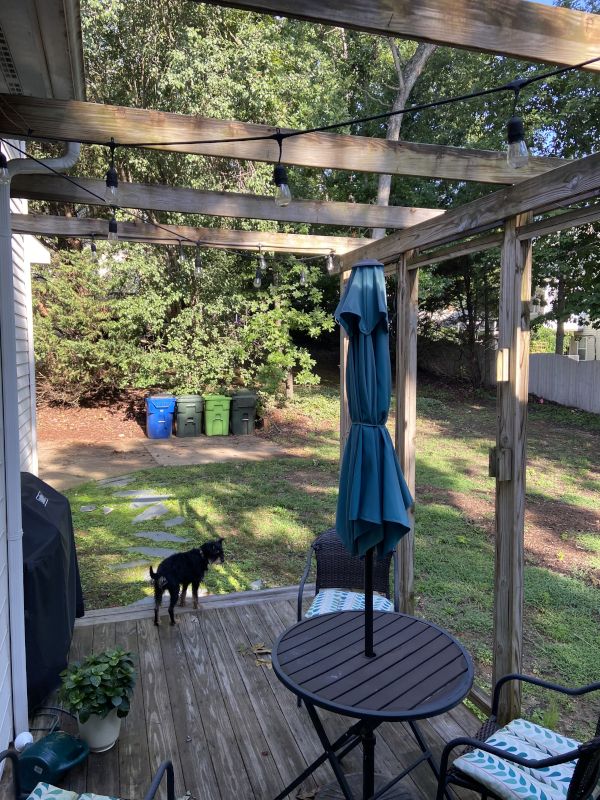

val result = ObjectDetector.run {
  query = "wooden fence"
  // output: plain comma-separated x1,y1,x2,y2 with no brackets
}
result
529,354,600,413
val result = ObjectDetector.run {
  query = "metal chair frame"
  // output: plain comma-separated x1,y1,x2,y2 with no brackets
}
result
436,673,600,800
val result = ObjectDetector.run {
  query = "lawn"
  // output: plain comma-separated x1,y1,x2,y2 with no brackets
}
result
66,376,600,738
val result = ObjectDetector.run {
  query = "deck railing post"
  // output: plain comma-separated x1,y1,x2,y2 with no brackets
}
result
493,213,532,724
395,255,418,614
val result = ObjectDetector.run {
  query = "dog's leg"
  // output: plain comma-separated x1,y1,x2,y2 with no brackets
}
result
178,583,188,607
154,585,163,626
167,585,179,625
191,581,200,609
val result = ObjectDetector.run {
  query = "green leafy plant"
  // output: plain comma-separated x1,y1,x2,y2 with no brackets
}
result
59,648,136,723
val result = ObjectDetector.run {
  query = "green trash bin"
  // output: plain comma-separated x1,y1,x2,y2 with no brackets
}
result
230,390,257,435
204,394,231,436
176,394,203,437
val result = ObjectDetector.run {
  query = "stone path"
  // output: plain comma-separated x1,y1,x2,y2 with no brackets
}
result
134,531,188,543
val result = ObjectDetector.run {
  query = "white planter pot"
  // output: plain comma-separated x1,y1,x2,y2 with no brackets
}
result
77,709,122,752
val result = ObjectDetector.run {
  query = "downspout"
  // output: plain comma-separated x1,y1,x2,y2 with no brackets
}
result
0,139,80,736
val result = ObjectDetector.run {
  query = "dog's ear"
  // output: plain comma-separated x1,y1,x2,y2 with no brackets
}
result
218,537,225,543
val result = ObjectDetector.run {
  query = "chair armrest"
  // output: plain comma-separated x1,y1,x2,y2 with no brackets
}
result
0,749,21,800
142,761,175,800
492,673,600,718
297,546,315,622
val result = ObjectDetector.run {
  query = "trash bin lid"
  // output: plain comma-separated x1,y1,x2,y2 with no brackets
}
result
177,394,204,404
203,394,232,403
231,394,257,408
146,394,176,411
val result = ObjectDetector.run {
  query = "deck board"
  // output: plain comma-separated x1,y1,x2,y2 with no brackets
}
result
1,598,481,800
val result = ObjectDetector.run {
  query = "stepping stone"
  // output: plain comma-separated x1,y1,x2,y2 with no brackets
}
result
80,505,96,512
130,596,154,606
134,531,188,543
114,560,149,571
163,516,185,528
250,579,264,591
97,474,137,488
114,489,172,500
133,503,170,523
102,506,114,515
127,546,177,558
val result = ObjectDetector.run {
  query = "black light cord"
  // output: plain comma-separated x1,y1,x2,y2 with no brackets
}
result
3,56,599,152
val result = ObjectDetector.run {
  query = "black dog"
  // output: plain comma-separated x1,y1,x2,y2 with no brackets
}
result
150,538,225,626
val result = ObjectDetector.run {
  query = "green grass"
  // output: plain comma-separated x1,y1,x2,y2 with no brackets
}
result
67,378,600,737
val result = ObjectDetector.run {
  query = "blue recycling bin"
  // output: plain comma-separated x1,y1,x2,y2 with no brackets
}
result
145,395,176,439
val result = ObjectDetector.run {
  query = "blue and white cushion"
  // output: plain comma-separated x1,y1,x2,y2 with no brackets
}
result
26,785,120,800
454,718,582,800
305,588,394,618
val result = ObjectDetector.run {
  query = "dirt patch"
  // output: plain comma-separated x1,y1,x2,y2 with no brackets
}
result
420,483,599,585
38,394,146,442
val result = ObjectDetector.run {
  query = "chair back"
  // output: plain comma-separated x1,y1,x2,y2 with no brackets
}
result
313,527,393,600
567,736,600,800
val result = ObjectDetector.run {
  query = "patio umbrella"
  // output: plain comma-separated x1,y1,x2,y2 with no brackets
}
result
335,258,413,656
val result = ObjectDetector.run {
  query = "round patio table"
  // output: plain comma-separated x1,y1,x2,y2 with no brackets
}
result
271,610,474,800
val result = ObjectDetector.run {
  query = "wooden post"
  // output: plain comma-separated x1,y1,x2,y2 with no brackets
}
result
493,213,532,724
340,273,351,460
395,255,419,614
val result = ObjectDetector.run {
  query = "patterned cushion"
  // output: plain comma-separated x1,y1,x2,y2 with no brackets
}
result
305,588,394,618
454,719,581,800
26,785,79,800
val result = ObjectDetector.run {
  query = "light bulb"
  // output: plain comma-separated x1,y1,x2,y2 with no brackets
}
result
178,243,186,265
105,164,119,204
506,115,529,169
108,216,118,242
0,153,9,185
259,254,267,272
194,247,202,277
326,252,335,274
253,269,262,289
90,239,98,262
299,268,307,287
273,163,292,207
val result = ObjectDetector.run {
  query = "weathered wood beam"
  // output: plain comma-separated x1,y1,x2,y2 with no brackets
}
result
10,213,372,254
407,232,503,269
493,213,532,724
0,94,565,183
199,0,600,72
10,173,444,230
395,254,418,616
337,152,600,272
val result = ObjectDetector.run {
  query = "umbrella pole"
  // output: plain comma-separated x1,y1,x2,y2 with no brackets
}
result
364,547,375,658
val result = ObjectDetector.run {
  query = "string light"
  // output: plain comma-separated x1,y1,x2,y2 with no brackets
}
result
273,130,292,207
194,242,202,276
506,80,529,169
326,251,336,274
105,138,119,204
107,215,118,242
178,241,186,265
253,246,265,288
299,268,307,286
90,235,98,262
0,152,9,185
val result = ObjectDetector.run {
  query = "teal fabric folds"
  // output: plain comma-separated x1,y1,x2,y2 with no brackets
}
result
335,259,413,557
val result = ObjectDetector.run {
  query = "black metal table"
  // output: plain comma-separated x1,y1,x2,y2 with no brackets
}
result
272,610,474,800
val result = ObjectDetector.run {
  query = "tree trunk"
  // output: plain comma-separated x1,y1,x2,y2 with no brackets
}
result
555,276,567,355
371,41,436,240
285,370,294,400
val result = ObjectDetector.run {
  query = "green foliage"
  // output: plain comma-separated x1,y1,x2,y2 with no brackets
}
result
59,648,136,722
33,244,332,404
530,326,557,354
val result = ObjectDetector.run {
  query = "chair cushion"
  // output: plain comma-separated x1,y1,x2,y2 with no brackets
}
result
305,588,394,618
454,718,581,800
26,786,118,800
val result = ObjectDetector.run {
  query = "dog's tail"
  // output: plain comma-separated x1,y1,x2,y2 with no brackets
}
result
149,565,157,581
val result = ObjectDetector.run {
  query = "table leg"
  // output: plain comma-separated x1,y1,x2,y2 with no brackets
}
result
408,721,453,800
362,723,376,799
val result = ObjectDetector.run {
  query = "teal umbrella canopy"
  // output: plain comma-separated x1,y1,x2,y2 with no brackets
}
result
335,259,413,558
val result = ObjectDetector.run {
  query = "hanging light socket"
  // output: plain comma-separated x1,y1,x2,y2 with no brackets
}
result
108,216,118,242
90,237,98,262
506,115,529,169
0,152,9,185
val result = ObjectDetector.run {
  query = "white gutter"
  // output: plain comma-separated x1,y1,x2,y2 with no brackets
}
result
0,139,80,735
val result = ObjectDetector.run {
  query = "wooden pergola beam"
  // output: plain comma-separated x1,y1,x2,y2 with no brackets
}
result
337,152,600,272
10,213,372,254
0,94,566,184
10,173,445,230
199,0,600,72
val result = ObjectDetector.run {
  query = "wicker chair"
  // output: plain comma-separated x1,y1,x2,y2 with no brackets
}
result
297,526,399,623
436,673,600,800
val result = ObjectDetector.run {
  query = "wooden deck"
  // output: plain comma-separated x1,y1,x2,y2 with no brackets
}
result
4,598,481,800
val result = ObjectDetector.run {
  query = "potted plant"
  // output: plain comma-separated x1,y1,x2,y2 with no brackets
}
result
59,647,136,752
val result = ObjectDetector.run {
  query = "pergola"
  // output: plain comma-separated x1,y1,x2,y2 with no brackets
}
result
1,0,599,725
